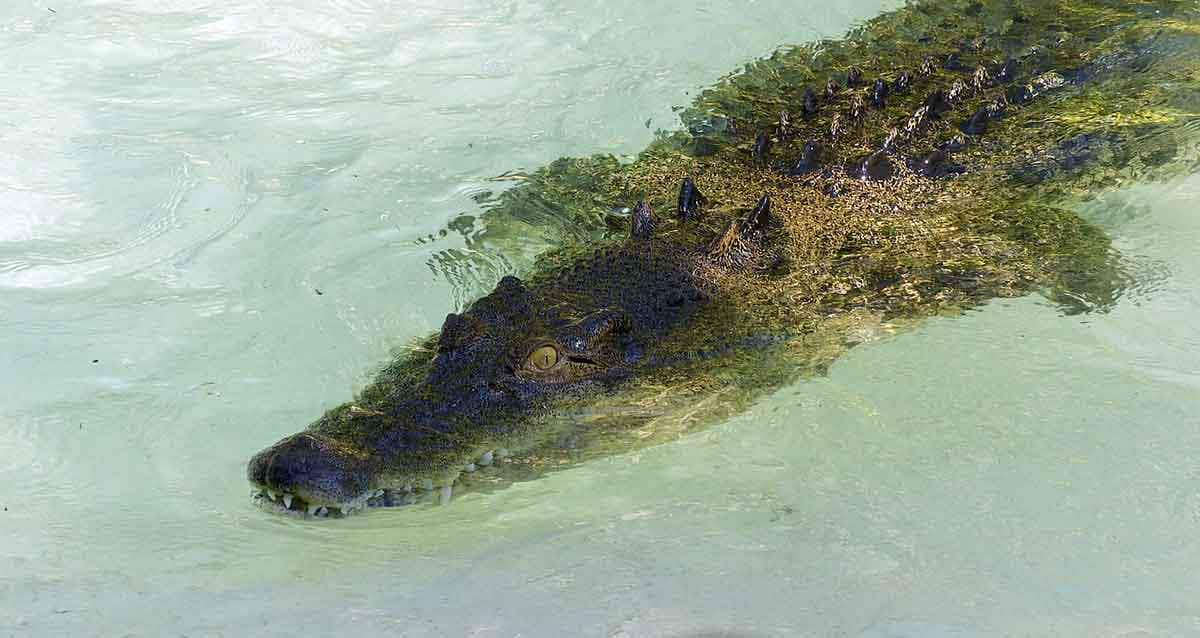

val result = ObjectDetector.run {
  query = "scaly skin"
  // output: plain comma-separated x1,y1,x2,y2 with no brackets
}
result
247,0,1200,518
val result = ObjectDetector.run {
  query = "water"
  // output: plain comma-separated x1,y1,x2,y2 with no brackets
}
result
2,1,1199,635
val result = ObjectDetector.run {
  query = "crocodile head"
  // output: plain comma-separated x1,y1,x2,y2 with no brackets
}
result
246,238,729,517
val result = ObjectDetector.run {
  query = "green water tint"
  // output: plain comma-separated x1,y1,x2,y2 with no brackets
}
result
314,0,1200,501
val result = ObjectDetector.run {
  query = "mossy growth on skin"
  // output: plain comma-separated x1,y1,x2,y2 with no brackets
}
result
249,0,1200,516
437,0,1200,429
455,0,1197,321
412,0,1200,478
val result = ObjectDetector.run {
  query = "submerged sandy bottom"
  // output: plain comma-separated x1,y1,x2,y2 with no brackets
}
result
2,1,1198,635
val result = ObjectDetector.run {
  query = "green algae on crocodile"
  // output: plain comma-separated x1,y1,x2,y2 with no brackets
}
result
247,0,1200,518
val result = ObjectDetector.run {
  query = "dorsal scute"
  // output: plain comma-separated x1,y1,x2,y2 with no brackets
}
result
677,177,707,221
630,200,655,239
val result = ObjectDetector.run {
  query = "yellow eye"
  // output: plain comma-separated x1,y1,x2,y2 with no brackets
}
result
528,345,559,371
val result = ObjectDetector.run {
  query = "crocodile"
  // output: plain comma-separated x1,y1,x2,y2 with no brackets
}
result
247,0,1200,518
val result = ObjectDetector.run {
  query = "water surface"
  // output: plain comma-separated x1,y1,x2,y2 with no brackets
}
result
2,1,1199,636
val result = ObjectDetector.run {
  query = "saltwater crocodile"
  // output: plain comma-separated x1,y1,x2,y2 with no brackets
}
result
248,0,1200,518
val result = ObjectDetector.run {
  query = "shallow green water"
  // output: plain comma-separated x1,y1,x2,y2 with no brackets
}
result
2,1,1199,636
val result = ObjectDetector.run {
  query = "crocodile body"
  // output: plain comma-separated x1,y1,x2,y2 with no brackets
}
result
247,0,1200,517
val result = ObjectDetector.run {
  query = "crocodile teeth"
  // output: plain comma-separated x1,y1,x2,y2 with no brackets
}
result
463,463,476,473
307,503,318,515
478,451,494,466
282,494,293,509
422,479,434,491
439,485,453,505
267,490,278,501
315,506,328,517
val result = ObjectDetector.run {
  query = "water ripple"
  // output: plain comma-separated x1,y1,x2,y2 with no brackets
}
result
7,1,1200,636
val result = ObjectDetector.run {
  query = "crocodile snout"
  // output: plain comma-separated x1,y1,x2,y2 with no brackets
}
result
247,433,371,508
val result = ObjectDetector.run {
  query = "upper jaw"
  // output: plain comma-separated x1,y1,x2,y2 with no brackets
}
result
245,435,374,517
249,446,513,519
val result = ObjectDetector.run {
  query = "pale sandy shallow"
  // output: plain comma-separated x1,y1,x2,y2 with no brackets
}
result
2,1,1199,636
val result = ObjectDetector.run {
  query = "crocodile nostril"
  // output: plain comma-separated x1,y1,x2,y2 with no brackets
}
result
246,447,276,487
260,435,318,490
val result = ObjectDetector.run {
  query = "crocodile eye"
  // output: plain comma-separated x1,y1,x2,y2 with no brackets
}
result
528,345,559,371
